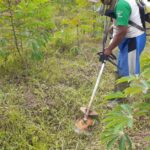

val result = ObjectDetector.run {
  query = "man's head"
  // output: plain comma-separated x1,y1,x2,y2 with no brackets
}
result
101,0,117,10
101,0,112,5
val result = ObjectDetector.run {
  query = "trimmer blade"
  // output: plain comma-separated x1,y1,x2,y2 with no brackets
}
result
74,117,95,134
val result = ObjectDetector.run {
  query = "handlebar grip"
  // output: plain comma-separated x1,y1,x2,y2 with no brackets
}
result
97,52,116,61
110,53,117,60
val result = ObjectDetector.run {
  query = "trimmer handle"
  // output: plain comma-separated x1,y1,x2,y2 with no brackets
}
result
97,52,118,67
97,52,116,62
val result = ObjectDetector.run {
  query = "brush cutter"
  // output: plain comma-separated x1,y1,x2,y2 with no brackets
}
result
74,52,117,134
74,1,118,133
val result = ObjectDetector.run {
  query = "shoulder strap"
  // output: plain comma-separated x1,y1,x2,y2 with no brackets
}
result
128,0,146,32
128,20,145,31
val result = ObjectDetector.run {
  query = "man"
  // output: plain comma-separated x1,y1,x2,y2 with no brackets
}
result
104,0,146,77
102,0,146,106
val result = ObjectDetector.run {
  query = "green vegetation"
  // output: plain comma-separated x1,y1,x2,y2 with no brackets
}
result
0,0,150,150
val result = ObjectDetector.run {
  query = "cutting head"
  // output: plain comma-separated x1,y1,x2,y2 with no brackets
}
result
74,117,95,134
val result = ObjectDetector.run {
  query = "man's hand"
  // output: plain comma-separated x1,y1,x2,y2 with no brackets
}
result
104,47,112,56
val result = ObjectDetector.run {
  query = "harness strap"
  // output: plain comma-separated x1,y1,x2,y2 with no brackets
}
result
128,1,146,32
128,20,145,32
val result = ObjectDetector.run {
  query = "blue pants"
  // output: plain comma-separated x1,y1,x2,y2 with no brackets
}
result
118,33,146,77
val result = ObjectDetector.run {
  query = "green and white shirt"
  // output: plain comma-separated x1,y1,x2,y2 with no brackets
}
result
115,0,144,38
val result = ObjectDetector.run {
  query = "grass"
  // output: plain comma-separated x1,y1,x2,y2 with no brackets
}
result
0,41,149,150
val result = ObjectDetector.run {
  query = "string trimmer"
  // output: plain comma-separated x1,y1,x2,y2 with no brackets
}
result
74,0,118,133
74,53,117,134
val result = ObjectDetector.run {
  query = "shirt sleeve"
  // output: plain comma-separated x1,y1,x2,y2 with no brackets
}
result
115,1,131,26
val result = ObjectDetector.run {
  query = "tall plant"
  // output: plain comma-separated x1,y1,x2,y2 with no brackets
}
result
102,52,150,149
0,0,54,63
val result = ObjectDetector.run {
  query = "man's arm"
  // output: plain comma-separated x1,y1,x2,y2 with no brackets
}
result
104,26,128,55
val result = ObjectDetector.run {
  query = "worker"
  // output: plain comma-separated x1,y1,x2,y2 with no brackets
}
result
102,0,147,104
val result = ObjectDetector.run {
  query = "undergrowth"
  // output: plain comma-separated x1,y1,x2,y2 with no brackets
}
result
0,1,149,149
0,42,114,150
0,43,149,150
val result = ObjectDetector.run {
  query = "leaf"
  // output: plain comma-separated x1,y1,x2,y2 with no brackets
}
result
32,40,40,51
127,117,133,128
31,50,44,61
125,134,132,150
105,120,121,129
120,105,133,128
119,136,126,150
117,76,136,84
70,18,80,26
135,102,150,116
0,50,10,58
124,87,142,96
101,134,115,143
121,104,132,114
105,92,126,100
0,38,7,47
76,0,88,7
139,79,149,94
113,126,124,135
107,136,118,150
61,19,70,25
